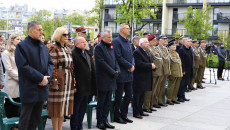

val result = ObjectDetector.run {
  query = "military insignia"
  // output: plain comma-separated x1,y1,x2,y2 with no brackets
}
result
110,45,114,50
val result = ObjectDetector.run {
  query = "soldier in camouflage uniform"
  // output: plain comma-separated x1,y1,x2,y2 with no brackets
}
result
143,34,163,113
196,40,207,89
188,40,200,90
166,41,183,105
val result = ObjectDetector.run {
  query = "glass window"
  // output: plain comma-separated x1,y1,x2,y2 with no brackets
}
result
213,8,219,20
213,24,218,36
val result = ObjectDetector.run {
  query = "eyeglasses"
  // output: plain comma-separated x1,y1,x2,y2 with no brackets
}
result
62,34,68,37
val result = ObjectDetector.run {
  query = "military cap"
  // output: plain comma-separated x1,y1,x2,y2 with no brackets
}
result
158,35,167,40
76,27,86,33
168,41,176,47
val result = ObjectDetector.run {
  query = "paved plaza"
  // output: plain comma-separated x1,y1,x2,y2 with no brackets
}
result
45,68,230,130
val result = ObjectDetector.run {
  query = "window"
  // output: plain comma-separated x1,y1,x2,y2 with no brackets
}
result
213,24,218,36
104,21,108,27
173,8,178,21
213,8,219,20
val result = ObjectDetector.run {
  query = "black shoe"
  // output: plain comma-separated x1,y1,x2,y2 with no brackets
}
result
172,101,180,104
190,87,197,90
177,98,184,102
150,108,157,111
197,86,205,89
186,89,192,92
141,113,149,116
64,115,71,119
203,77,206,79
114,117,127,124
104,122,115,129
133,115,143,119
121,117,133,123
183,98,190,101
143,109,152,113
153,105,161,108
97,123,106,130
159,104,168,107
166,101,174,105
202,80,205,83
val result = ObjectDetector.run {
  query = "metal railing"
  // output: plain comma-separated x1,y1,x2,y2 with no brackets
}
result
165,29,188,35
208,0,230,3
216,13,230,21
212,30,229,36
169,0,203,4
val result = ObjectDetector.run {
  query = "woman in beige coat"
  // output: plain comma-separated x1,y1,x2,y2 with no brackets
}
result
2,34,21,117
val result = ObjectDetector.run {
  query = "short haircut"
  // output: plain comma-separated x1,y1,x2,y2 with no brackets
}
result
201,40,206,43
182,37,190,44
101,30,112,38
119,23,129,32
139,38,148,46
74,36,84,44
51,27,67,43
27,21,41,32
132,36,140,43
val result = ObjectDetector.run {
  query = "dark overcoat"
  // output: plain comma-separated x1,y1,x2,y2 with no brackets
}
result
94,40,120,91
133,47,153,91
72,47,96,96
15,36,54,103
113,35,134,83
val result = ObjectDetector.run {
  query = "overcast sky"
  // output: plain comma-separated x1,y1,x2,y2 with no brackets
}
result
1,0,95,11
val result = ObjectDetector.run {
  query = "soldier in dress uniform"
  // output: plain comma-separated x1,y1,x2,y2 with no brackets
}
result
166,41,183,105
188,40,200,90
143,34,164,112
76,26,87,38
196,40,207,89
156,35,170,107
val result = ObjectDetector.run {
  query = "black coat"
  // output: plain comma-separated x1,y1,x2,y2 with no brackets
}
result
15,36,54,103
72,47,96,96
131,43,136,53
178,45,194,79
133,47,153,91
94,40,120,91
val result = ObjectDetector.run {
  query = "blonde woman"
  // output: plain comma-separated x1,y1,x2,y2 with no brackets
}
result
2,34,21,117
48,27,75,130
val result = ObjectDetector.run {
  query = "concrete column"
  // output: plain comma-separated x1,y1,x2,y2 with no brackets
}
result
162,0,169,35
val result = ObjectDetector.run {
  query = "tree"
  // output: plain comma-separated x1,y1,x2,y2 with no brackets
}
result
0,20,8,30
219,30,230,49
91,0,104,33
62,12,85,26
179,5,213,40
114,0,162,34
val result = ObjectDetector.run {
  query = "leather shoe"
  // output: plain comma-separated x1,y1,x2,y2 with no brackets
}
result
150,108,157,111
114,117,126,124
121,117,133,123
143,109,152,113
197,86,205,89
153,105,161,108
183,98,190,101
166,101,174,105
97,123,106,130
186,89,192,92
177,98,184,102
104,122,115,129
133,115,143,119
189,87,197,90
172,100,180,104
202,80,205,83
159,104,168,107
141,113,149,116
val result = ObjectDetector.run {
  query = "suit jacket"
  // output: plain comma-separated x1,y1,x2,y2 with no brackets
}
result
94,40,120,91
131,43,136,53
147,45,163,77
169,50,183,77
72,47,96,96
113,35,134,83
179,45,194,79
2,50,19,98
133,47,153,92
15,36,54,103
158,44,170,75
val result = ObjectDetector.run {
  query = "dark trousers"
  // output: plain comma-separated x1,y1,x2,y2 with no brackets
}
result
133,89,145,116
18,102,43,130
96,90,112,124
218,60,225,78
114,82,132,119
70,95,88,130
5,97,20,118
177,77,189,99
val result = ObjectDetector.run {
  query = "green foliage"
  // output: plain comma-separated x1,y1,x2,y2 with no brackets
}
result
207,54,219,68
114,0,162,33
91,0,104,33
219,31,230,49
0,20,8,30
179,5,213,40
62,12,85,26
173,30,180,39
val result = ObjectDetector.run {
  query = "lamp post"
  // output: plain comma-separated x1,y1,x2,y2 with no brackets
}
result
131,0,134,39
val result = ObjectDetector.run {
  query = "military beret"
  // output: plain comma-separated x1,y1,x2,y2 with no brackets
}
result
148,34,156,41
168,41,176,47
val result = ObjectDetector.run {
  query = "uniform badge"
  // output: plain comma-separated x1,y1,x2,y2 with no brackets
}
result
110,45,114,50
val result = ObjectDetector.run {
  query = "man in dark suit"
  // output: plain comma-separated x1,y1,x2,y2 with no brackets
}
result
70,36,96,130
113,23,134,124
15,21,54,130
95,30,120,130
133,38,155,119
131,36,140,52
177,37,193,102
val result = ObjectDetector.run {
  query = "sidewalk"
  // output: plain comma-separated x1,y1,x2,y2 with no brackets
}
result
45,68,230,130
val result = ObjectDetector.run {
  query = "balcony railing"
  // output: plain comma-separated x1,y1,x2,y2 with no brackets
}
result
213,30,229,36
168,0,203,4
104,13,116,20
165,29,188,36
216,13,230,22
208,0,230,3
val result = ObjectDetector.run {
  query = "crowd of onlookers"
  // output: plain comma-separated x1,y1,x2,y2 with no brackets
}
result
0,20,227,130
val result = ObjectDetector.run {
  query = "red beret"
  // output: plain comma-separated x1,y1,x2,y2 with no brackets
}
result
148,34,156,41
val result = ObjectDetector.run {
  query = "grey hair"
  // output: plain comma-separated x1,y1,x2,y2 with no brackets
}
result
139,38,148,46
74,36,85,44
182,37,190,44
101,30,112,38
119,23,129,32
27,21,41,31
132,36,140,43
